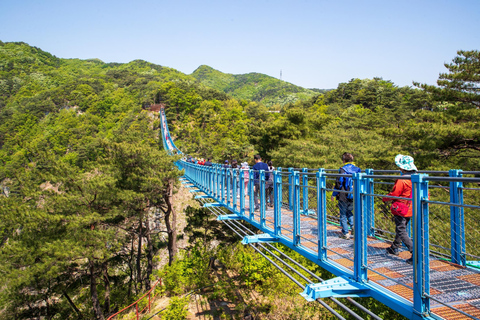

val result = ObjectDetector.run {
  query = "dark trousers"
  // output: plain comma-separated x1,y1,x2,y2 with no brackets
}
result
391,215,413,252
266,181,273,206
254,184,260,208
338,201,354,235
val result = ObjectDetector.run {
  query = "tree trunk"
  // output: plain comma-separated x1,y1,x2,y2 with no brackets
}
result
102,261,110,315
89,260,105,320
136,215,143,293
127,235,135,298
63,290,83,319
145,213,153,291
164,179,177,265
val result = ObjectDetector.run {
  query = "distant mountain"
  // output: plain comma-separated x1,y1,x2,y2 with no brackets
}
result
191,65,327,107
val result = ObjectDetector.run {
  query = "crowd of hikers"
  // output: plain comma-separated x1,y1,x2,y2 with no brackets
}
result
184,152,416,264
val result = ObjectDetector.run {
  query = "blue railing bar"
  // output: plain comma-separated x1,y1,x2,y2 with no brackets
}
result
426,200,480,210
328,249,355,262
372,170,450,175
372,229,396,237
298,185,317,189
362,174,412,180
461,187,480,191
299,236,318,247
425,176,480,183
324,188,352,195
466,252,480,260
427,243,459,255
327,173,356,178
367,193,412,201
372,181,395,185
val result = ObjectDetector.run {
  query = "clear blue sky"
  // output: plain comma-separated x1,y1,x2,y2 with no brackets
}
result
1,0,479,89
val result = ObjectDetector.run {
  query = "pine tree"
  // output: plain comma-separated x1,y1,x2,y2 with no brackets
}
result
414,50,480,108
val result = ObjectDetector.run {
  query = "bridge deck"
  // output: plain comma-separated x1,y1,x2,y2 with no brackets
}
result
229,195,480,320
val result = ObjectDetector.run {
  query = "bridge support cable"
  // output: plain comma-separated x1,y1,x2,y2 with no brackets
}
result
200,195,380,319
202,201,350,320
195,196,378,320
217,212,382,320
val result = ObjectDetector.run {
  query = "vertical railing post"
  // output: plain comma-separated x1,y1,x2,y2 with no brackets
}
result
365,169,375,237
220,167,225,203
412,173,430,319
240,169,245,215
277,167,282,207
260,170,266,228
211,166,214,193
317,169,327,261
136,303,139,320
249,170,254,220
226,169,231,208
302,168,309,214
217,165,221,199
233,169,238,211
449,169,465,266
274,169,282,236
288,168,294,211
215,165,219,199
207,166,210,192
353,173,368,282
293,171,301,246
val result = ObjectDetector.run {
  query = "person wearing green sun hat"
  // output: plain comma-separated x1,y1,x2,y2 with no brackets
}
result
382,154,418,264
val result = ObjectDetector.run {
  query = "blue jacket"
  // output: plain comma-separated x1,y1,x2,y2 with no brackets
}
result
252,161,269,183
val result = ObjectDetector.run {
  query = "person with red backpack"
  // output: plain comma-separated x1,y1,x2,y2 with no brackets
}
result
331,152,361,240
382,154,417,264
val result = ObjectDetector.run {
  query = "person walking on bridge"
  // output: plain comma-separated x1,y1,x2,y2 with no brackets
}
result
241,162,250,195
383,154,417,264
331,152,361,240
266,161,275,207
252,155,269,211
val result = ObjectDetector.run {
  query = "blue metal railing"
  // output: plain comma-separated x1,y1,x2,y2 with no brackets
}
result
179,161,480,320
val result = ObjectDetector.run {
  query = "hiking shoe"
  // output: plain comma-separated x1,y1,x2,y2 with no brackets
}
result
340,233,351,240
386,247,399,256
406,257,413,265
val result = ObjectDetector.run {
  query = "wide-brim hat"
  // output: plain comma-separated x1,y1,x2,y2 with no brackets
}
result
395,154,417,171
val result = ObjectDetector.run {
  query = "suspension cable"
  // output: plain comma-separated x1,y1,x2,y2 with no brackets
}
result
197,197,375,320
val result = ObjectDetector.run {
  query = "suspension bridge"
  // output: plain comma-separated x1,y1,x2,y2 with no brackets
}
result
159,107,480,320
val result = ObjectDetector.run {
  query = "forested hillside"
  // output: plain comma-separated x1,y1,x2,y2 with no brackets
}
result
0,41,479,319
180,56,480,172
191,64,325,107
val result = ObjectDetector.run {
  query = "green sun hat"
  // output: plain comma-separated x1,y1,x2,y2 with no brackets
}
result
395,154,418,171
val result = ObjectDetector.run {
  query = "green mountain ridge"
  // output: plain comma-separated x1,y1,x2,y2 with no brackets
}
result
191,64,327,107
0,41,325,110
